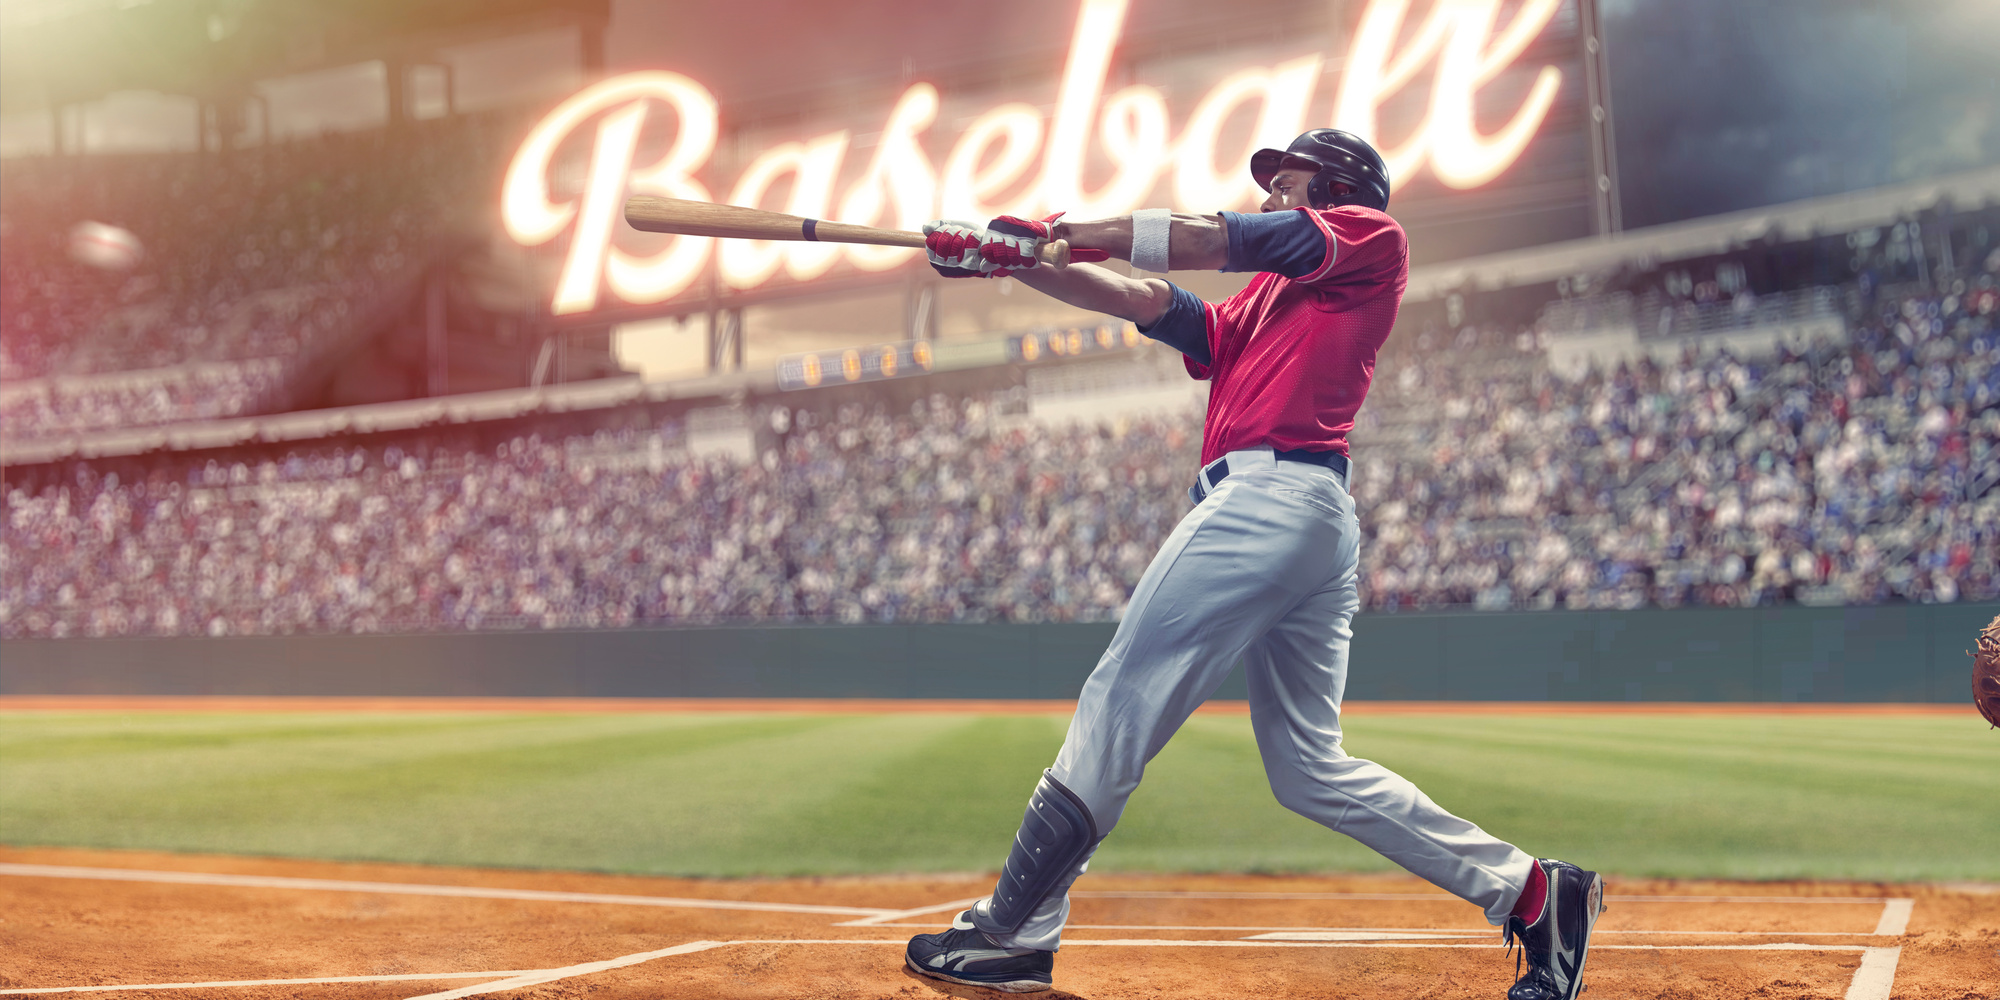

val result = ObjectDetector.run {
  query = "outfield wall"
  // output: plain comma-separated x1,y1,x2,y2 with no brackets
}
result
4,602,1991,703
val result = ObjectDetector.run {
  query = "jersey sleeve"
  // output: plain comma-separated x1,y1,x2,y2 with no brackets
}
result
1136,282,1213,367
1294,206,1408,288
1218,209,1326,278
1179,274,1270,380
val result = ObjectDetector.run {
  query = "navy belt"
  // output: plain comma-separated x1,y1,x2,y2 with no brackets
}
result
1188,448,1350,505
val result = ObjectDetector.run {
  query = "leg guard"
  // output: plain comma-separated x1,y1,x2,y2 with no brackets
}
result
973,771,1102,936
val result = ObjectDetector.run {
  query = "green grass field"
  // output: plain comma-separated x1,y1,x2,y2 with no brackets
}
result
2,710,1994,882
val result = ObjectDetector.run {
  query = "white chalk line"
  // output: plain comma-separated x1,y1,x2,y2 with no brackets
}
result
869,922,1499,934
868,922,1901,937
1844,901,1911,1000
0,971,536,996
1070,890,1895,904
1068,940,1875,951
0,937,1888,997
1241,930,1902,942
2,864,1900,916
0,863,893,918
833,895,988,926
1844,947,1902,1000
399,940,733,1000
1237,930,1479,942
1871,898,1914,936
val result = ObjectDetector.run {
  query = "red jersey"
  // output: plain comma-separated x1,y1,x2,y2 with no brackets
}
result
1186,206,1408,464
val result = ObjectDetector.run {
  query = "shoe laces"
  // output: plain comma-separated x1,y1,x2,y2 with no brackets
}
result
1502,915,1564,997
1502,914,1526,979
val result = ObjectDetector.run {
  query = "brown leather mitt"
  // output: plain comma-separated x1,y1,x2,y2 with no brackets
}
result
1976,613,2000,729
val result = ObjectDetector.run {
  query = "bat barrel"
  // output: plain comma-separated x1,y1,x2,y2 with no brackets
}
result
624,196,923,249
622,196,1070,269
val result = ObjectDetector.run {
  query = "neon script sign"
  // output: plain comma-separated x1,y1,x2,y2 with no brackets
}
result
504,0,1564,314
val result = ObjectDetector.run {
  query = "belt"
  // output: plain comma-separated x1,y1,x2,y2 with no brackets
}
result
1188,448,1350,505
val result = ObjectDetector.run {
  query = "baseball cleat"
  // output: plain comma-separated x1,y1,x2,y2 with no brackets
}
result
905,909,1054,993
1502,859,1606,1000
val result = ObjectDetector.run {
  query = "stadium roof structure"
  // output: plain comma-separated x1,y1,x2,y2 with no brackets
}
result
1405,164,2000,303
0,0,608,114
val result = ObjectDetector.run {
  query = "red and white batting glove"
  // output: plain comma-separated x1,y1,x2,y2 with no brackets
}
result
983,213,1112,270
923,219,1001,278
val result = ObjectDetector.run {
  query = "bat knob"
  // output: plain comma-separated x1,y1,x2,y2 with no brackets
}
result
1039,239,1072,270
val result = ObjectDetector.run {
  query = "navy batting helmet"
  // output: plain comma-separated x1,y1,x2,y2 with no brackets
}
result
1250,129,1390,211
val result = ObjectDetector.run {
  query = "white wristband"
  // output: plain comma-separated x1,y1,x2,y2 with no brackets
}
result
1131,208,1171,273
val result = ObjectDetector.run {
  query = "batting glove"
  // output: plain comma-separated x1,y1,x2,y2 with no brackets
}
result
983,213,1112,270
923,219,1002,279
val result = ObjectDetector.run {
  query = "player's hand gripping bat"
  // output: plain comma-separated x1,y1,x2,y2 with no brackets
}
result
624,196,1079,269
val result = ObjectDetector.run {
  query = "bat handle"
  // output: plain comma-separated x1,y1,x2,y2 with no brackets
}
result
1036,239,1073,270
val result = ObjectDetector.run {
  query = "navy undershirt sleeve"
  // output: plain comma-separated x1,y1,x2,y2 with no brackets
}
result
1135,283,1211,366
1219,209,1327,279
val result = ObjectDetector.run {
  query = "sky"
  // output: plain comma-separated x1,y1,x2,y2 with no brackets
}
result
0,0,1993,232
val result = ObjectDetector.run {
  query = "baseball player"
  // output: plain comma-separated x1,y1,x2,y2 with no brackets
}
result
905,129,1604,999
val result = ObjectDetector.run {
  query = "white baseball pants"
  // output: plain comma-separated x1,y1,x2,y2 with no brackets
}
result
974,448,1535,951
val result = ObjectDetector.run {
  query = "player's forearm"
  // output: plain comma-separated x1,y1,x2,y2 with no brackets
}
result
1052,214,1230,271
1014,262,1176,326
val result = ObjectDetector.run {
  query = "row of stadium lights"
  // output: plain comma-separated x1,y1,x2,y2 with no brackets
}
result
785,341,937,389
1014,323,1144,362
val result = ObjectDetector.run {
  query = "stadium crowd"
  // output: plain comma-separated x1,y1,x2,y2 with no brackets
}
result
3,263,1996,638
0,114,507,435
0,359,292,437
3,234,2000,632
1357,273,2000,611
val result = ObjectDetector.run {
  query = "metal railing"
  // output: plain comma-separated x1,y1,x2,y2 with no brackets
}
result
1539,287,1850,341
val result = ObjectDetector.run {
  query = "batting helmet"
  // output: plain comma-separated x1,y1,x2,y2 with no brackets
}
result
1250,129,1391,211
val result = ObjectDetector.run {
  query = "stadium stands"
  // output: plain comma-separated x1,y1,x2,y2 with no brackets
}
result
0,113,511,435
3,255,1995,638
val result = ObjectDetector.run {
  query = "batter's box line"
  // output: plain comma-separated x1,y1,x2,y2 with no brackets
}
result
867,923,1906,937
0,940,1901,1000
0,865,1916,937
1072,890,1903,903
0,863,899,919
0,971,542,996
833,895,989,926
1064,890,1916,942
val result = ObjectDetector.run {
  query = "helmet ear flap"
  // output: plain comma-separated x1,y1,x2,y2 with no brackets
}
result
1306,172,1334,210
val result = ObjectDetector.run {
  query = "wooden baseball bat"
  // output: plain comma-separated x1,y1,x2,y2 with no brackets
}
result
623,196,1074,269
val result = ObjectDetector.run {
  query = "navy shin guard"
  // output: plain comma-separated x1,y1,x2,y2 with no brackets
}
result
976,771,1101,935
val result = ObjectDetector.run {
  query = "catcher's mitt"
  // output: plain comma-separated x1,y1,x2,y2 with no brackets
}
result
1976,614,2000,729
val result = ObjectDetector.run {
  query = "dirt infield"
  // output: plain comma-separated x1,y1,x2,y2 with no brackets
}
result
0,696,1973,715
3,846,1993,999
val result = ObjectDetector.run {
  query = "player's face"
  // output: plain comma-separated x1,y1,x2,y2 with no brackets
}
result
1261,167,1357,211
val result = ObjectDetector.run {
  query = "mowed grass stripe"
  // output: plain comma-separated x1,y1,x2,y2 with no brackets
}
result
1297,714,1999,881
0,712,532,762
722,714,1069,874
1,711,1994,880
0,713,851,867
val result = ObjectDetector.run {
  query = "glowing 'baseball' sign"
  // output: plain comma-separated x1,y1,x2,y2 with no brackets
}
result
504,0,1565,314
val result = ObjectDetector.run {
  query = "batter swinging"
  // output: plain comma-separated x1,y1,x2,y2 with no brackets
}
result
906,129,1605,1000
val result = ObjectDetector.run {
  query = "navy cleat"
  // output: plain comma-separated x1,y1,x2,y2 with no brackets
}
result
905,909,1055,993
1503,859,1606,1000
